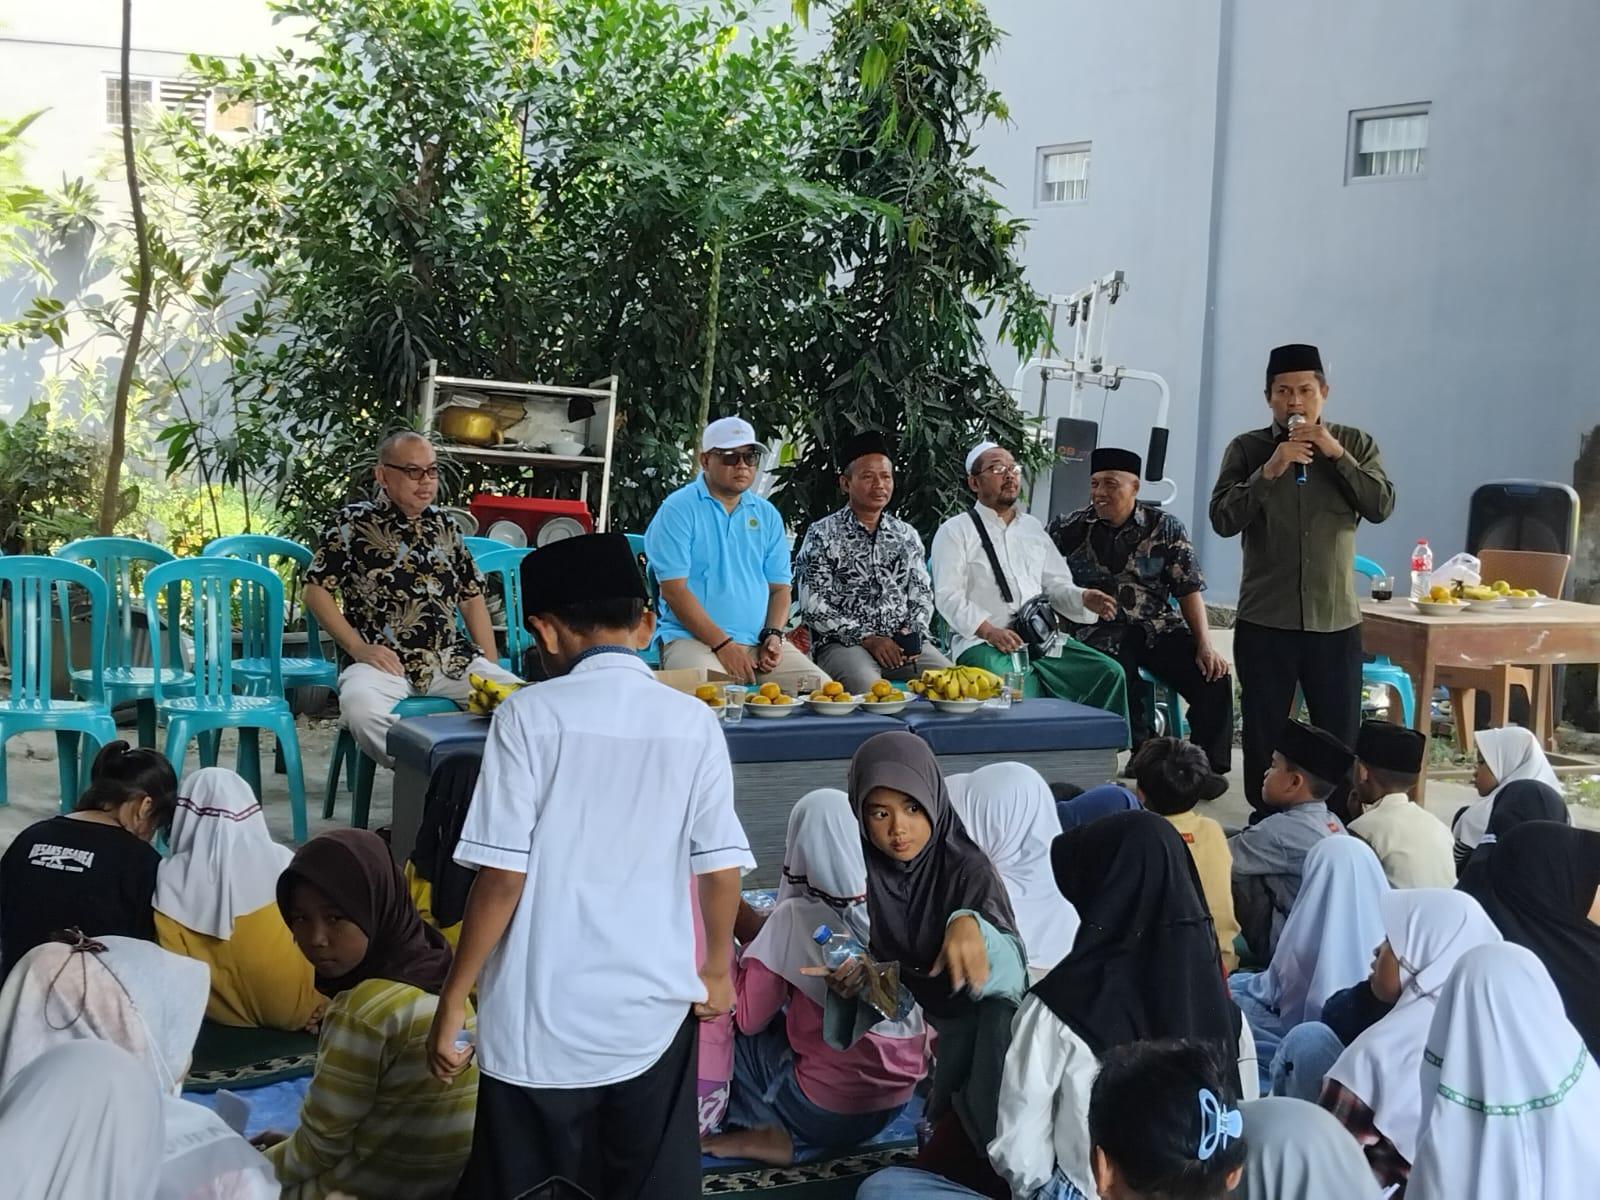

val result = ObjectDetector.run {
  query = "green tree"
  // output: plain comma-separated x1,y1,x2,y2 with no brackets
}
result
0,111,76,350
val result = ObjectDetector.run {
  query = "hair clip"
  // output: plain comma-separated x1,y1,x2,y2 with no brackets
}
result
1197,1088,1243,1161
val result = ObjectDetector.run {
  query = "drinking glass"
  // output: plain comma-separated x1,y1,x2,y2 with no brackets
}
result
1370,574,1395,603
1004,671,1026,704
722,685,746,724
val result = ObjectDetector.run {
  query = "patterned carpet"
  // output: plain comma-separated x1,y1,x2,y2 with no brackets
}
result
703,1146,916,1195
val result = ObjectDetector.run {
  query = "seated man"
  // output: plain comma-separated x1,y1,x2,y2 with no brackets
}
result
1347,720,1455,888
304,431,523,768
794,431,952,693
644,416,826,693
1049,447,1233,775
1230,719,1350,960
929,441,1127,720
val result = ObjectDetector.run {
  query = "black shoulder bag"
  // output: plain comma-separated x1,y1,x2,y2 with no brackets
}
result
968,509,1058,655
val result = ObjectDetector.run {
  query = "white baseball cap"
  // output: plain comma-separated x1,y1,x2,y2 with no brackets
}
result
965,440,1001,474
702,416,769,455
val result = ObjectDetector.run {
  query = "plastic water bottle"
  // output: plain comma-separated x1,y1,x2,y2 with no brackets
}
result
813,923,865,970
742,889,777,914
1409,539,1434,600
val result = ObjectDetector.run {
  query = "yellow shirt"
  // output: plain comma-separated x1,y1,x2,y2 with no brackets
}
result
155,902,322,1031
403,861,463,948
1164,810,1240,973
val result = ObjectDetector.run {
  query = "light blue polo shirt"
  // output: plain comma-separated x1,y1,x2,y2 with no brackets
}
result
644,475,792,646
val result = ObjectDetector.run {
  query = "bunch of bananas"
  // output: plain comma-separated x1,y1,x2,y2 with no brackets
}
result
906,665,1004,701
467,672,525,715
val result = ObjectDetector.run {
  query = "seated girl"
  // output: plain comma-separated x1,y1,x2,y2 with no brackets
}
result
154,767,322,1031
841,732,1027,1200
260,829,479,1199
0,932,279,1199
1450,725,1562,870
0,741,174,980
1237,1097,1381,1199
952,762,1080,981
1229,835,1387,1092
703,788,928,1165
1087,1040,1247,1200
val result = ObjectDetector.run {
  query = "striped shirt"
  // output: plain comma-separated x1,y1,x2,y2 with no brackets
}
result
266,978,478,1199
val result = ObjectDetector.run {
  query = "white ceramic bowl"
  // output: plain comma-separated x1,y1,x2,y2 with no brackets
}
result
929,697,986,714
1464,597,1509,611
807,696,863,716
548,438,588,458
1411,599,1467,616
860,697,914,715
746,699,804,719
1506,595,1547,609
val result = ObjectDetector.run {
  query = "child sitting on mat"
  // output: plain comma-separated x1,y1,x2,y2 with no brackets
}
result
703,788,928,1165
257,829,478,1199
154,767,322,1032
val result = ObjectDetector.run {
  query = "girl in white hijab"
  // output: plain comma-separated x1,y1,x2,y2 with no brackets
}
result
1229,836,1388,1092
154,768,321,1032
950,762,1081,979
1451,726,1562,863
1409,942,1600,1200
0,934,279,1200
1317,889,1502,1192
0,1040,165,1200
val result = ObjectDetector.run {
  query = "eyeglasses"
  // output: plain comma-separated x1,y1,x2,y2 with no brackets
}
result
712,449,762,467
977,463,1022,478
382,462,440,481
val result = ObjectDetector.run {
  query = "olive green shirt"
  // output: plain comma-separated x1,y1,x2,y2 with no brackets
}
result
1209,421,1394,632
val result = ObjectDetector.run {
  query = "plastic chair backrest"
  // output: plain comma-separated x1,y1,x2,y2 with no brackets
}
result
0,556,107,705
203,535,325,661
144,558,284,704
624,534,660,610
1475,548,1571,598
475,546,534,665
54,537,183,673
1353,555,1385,581
465,537,505,562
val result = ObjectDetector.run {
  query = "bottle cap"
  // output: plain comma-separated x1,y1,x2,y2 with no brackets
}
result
812,924,834,944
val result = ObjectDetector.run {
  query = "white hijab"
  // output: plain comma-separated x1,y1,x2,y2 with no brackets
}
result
1325,889,1502,1162
1410,942,1600,1200
1453,727,1562,850
0,1040,165,1200
1233,836,1388,1029
0,937,278,1200
155,768,293,940
949,762,1080,974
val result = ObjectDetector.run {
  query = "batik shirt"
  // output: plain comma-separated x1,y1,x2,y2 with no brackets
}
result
1319,1078,1410,1190
795,508,935,651
305,493,484,691
1047,502,1204,651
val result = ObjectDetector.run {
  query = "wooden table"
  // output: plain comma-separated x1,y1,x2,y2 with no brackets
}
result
1359,599,1600,796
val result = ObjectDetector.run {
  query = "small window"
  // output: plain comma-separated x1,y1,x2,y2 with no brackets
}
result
1348,104,1429,181
1037,143,1091,205
160,79,209,132
105,78,153,127
211,91,256,134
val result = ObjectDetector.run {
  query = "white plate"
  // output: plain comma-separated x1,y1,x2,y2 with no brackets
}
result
745,700,804,718
1506,596,1549,609
1464,597,1510,611
807,696,863,716
1411,600,1467,616
860,697,914,715
535,515,587,546
486,519,528,548
548,439,587,458
929,697,986,714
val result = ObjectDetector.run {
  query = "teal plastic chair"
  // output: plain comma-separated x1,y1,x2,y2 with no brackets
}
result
323,694,458,830
623,533,663,667
0,557,118,811
55,537,192,748
144,558,309,843
464,536,504,562
474,546,535,670
202,535,337,694
1137,669,1188,739
1354,554,1416,726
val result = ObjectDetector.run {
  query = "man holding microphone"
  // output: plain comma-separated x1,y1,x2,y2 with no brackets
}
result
1210,344,1395,822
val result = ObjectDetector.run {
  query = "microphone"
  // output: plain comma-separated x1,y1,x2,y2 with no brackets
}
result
1286,414,1308,485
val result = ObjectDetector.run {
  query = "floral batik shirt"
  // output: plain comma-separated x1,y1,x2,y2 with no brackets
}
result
306,494,485,690
1047,502,1205,652
794,508,935,651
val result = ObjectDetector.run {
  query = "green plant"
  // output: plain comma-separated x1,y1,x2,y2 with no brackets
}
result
0,403,137,553
0,111,85,351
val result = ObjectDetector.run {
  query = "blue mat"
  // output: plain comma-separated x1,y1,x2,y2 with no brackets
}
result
186,1078,310,1139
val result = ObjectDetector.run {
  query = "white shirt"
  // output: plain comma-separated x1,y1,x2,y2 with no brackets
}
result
1348,794,1457,888
989,994,1261,1200
930,504,1095,661
455,650,755,1089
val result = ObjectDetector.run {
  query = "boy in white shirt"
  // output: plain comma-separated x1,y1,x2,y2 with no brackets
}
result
427,533,754,1198
1347,720,1455,888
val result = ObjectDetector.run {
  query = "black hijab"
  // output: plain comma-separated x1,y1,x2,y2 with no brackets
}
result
848,732,1016,1018
278,828,454,996
1456,779,1569,886
1033,809,1239,1059
1458,820,1600,1055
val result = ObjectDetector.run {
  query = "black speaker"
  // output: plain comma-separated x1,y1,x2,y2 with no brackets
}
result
1465,480,1580,566
1046,417,1099,525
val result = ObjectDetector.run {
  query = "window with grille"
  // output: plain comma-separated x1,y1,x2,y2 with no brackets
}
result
1348,105,1430,181
1037,143,1091,206
104,78,154,126
160,79,209,131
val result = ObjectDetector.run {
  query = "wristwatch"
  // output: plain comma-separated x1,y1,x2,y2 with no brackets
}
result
759,626,785,645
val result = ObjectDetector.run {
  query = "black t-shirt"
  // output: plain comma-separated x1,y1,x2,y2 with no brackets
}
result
1320,979,1395,1047
0,815,160,979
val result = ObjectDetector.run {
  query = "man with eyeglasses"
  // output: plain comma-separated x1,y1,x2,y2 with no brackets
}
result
304,430,523,767
930,441,1129,722
644,416,827,693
